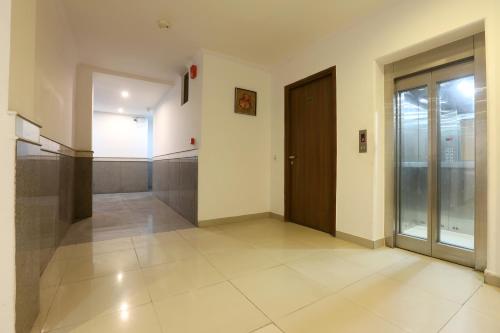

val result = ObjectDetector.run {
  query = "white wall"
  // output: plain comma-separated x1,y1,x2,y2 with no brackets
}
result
270,0,500,276
0,0,16,330
198,51,271,220
153,53,202,157
35,0,78,146
9,0,78,147
93,111,149,158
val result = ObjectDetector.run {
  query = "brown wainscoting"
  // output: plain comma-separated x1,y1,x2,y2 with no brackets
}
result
74,156,93,220
152,156,198,225
15,140,76,333
92,160,149,194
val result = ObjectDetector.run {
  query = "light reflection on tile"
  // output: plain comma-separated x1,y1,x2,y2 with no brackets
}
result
36,199,490,333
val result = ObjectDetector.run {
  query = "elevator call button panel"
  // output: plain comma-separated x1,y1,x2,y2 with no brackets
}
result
359,130,367,153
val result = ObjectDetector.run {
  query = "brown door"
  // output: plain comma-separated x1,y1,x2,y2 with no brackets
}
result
285,67,337,234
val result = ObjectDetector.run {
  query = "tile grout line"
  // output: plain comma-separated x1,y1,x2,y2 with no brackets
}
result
436,283,484,333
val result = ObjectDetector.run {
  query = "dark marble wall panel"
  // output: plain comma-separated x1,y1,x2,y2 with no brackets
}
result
15,141,77,333
93,161,149,194
38,153,60,272
121,162,149,193
59,155,75,242
15,141,41,333
75,157,93,220
93,161,121,194
152,157,198,225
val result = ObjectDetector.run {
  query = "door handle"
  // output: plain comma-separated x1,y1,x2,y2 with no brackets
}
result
288,155,296,160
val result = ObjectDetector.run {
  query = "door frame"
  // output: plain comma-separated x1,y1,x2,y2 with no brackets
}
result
284,66,337,235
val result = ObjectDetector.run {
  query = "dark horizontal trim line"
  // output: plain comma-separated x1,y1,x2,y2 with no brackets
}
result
153,149,198,158
94,157,150,159
17,114,42,128
40,148,61,155
17,138,42,147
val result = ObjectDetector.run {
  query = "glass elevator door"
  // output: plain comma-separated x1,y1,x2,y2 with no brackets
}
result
395,61,476,267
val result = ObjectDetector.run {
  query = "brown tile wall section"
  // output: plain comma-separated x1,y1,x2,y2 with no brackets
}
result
74,157,93,220
92,161,149,194
153,157,198,225
15,141,78,333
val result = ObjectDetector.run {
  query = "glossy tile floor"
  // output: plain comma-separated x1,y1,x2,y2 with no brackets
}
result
33,216,500,332
61,193,194,245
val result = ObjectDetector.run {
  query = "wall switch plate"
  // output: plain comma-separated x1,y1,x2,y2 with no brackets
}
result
359,129,367,153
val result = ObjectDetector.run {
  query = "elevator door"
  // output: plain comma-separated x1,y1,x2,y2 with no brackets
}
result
395,61,476,267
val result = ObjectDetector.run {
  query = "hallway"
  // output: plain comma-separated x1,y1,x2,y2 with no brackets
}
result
61,193,194,245
32,204,499,332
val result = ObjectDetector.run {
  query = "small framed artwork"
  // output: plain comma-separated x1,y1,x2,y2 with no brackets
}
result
234,88,257,116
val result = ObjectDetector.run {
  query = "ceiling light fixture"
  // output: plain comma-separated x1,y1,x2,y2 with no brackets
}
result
121,90,129,98
118,108,124,113
458,80,474,97
157,19,171,30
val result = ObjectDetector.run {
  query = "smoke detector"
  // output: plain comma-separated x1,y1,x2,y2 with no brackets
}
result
157,19,171,30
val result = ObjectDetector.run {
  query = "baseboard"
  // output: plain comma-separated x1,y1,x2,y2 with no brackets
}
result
336,231,385,249
198,212,278,227
484,270,500,288
269,212,285,221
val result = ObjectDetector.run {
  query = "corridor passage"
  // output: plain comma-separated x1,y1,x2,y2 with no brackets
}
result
61,193,194,245
32,205,499,332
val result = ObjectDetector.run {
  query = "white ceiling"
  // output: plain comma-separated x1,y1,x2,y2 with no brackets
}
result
62,0,399,81
93,72,170,116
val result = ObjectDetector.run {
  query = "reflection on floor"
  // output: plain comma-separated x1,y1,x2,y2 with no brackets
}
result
61,192,195,246
33,215,499,332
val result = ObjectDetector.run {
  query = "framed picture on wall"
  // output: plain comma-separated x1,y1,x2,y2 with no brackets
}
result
234,88,257,116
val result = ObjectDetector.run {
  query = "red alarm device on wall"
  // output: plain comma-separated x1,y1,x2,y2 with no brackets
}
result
190,65,197,79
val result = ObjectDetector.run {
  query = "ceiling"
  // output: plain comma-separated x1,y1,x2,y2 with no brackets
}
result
62,0,399,81
93,72,170,116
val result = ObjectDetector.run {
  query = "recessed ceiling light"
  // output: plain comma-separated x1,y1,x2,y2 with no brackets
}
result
121,90,129,98
118,108,124,113
157,19,171,30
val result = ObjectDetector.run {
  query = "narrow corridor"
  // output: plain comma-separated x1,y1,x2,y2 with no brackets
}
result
61,193,195,245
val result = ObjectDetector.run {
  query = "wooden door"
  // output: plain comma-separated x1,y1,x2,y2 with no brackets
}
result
285,67,337,234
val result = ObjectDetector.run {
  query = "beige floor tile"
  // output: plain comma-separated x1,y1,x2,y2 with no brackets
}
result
132,231,184,248
176,226,223,241
153,281,270,333
252,238,322,263
252,324,283,332
341,247,410,271
464,284,500,318
55,238,134,260
231,265,329,320
44,270,150,331
338,274,460,332
380,254,483,303
47,303,162,333
184,233,254,254
276,294,405,333
205,248,280,278
286,251,377,291
215,219,291,244
135,241,200,267
142,256,225,302
61,249,140,283
40,259,69,289
440,307,500,333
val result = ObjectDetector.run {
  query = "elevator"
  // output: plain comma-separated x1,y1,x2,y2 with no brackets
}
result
386,33,487,268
